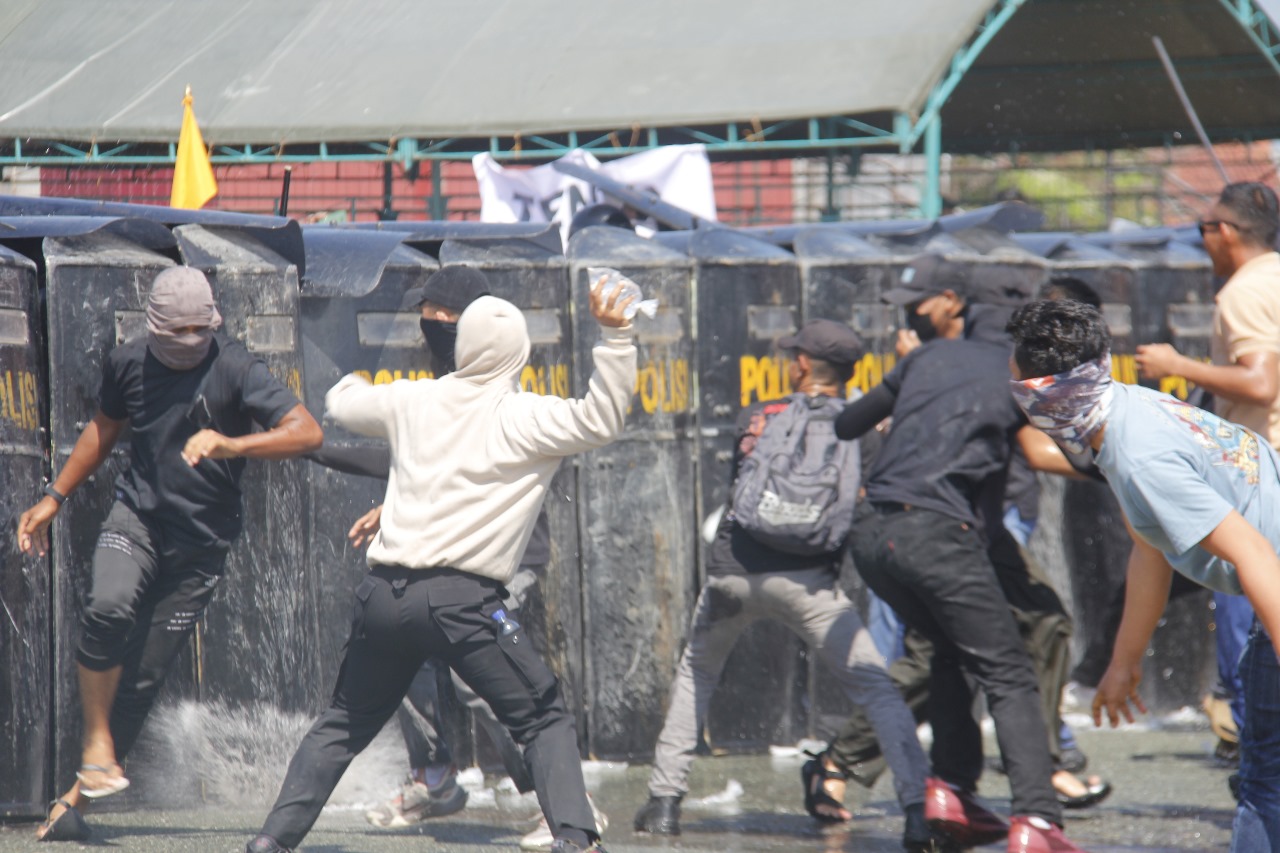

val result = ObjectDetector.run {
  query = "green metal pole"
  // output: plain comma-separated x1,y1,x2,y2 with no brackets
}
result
821,151,839,221
429,161,446,220
921,116,942,219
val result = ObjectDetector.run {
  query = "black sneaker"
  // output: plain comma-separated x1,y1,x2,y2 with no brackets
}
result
245,835,292,853
633,795,682,835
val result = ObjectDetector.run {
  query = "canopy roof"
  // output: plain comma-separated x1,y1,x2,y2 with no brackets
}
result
0,0,1277,167
0,0,992,145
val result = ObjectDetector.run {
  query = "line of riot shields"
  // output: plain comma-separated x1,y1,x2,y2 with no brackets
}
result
0,196,1218,817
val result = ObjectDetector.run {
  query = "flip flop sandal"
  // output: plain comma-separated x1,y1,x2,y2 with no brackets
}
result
76,763,130,799
1057,776,1112,809
801,751,850,822
38,798,91,842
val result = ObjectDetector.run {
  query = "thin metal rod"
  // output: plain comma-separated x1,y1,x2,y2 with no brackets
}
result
279,165,293,216
1152,35,1230,183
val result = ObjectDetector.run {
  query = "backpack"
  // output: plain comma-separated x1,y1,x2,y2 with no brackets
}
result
730,393,860,555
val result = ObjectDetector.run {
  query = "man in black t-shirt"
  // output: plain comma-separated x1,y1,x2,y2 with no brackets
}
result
17,267,322,841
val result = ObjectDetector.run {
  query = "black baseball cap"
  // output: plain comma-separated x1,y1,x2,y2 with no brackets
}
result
777,319,864,366
402,265,491,312
881,253,966,305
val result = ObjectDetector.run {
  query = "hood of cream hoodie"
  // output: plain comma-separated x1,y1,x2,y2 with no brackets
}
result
325,294,636,581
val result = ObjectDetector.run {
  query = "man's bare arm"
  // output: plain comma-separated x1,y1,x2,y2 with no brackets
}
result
1093,517,1172,728
1200,510,1280,658
1137,345,1278,408
182,403,323,466
17,410,127,555
1017,425,1088,479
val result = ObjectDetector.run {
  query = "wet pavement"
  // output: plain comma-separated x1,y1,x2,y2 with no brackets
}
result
0,711,1238,852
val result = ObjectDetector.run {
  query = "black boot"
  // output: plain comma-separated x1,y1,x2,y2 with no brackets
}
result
246,835,292,853
633,795,682,835
902,803,939,853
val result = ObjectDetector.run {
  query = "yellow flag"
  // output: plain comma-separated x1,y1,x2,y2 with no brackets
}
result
170,86,218,209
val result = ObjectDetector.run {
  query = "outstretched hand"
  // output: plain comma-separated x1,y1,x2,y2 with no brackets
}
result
1135,343,1182,380
348,504,383,549
590,275,636,328
17,497,60,556
1092,658,1147,728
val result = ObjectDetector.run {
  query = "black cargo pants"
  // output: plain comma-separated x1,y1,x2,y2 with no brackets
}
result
258,566,593,850
76,500,228,761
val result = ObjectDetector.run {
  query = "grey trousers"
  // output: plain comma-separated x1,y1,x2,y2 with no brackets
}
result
647,568,927,808
398,566,540,791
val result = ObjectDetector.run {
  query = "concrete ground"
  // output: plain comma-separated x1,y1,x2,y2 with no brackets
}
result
0,714,1239,853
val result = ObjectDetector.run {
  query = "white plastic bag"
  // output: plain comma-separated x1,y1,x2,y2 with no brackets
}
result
588,266,660,320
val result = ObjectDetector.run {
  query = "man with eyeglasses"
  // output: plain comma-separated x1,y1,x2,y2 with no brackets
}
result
1136,181,1280,774
1137,182,1280,446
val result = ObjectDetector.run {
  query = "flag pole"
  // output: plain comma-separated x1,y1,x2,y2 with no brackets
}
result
279,166,293,216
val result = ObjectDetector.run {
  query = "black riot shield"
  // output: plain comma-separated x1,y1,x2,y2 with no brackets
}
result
299,230,440,701
171,224,318,714
796,228,903,397
567,225,698,760
676,228,809,750
40,226,183,787
0,245,48,817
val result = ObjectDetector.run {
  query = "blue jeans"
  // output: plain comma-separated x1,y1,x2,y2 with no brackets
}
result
868,591,905,662
1231,621,1280,852
1217,592,1255,732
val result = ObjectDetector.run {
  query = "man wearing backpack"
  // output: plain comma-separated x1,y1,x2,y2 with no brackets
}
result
632,320,934,853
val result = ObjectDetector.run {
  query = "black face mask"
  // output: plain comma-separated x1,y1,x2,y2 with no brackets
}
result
904,302,939,342
420,318,458,375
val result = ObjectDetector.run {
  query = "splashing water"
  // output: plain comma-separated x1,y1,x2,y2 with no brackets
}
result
126,700,409,809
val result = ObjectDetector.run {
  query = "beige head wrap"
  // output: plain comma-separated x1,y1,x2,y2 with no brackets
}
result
145,267,222,370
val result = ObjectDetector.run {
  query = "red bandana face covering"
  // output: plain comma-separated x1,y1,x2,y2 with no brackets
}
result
1008,354,1114,455
145,267,223,370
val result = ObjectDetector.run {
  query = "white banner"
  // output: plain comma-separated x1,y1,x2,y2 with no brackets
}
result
472,144,717,240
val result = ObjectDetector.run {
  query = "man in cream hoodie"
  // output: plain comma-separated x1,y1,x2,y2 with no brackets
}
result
246,281,636,853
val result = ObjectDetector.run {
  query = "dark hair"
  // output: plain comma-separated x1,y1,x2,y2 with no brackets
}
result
809,356,855,386
1006,300,1111,378
1038,276,1102,309
1218,182,1280,247
787,350,855,386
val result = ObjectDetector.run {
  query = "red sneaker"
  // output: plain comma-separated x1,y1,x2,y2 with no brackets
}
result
1007,816,1090,852
925,776,1009,847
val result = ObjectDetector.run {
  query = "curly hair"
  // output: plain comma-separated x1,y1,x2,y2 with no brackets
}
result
1006,300,1111,379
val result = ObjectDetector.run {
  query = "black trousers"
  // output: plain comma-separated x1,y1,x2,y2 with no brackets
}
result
259,566,593,850
77,501,227,761
850,503,1061,824
829,534,1073,786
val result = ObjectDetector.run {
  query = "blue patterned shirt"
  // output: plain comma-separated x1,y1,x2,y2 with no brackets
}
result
1096,383,1280,595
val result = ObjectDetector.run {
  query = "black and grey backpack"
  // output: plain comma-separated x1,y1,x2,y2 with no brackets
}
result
730,393,860,555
